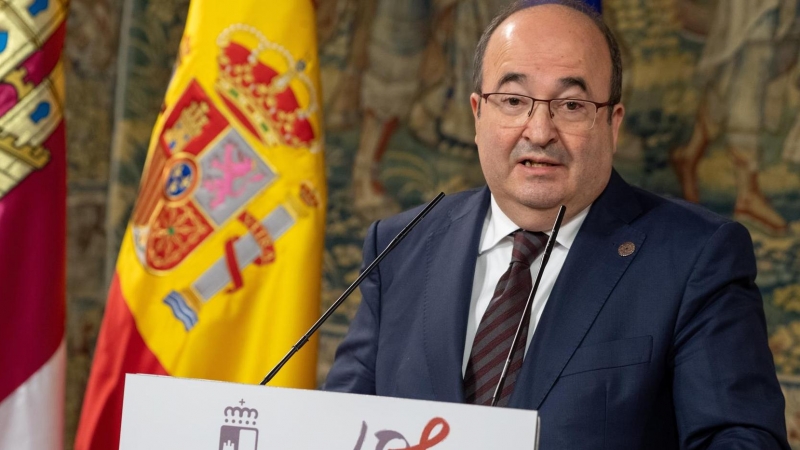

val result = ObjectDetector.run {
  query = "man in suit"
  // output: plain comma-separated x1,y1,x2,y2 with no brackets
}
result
325,0,790,448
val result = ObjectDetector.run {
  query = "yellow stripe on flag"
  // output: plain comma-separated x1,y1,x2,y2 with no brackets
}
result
118,0,325,388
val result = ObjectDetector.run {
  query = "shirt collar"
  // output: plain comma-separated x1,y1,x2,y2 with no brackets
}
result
479,195,591,254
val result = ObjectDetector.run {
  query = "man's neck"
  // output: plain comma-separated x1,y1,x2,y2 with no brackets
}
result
493,200,576,232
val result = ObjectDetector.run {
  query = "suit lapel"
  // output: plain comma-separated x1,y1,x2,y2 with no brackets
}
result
422,188,490,403
510,171,647,409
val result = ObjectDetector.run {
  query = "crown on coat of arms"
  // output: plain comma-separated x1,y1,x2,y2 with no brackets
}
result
215,25,319,152
224,403,259,426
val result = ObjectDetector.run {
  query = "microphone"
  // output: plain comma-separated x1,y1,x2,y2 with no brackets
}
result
259,192,446,386
490,205,567,407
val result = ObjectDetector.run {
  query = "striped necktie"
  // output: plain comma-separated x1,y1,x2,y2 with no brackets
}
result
464,229,548,406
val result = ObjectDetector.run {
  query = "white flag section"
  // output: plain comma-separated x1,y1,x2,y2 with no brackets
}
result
0,341,65,450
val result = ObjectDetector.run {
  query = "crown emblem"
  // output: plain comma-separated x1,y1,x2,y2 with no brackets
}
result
215,25,319,152
220,400,260,449
224,402,259,426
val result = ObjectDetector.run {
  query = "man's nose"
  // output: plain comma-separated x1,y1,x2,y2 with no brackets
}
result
521,101,559,147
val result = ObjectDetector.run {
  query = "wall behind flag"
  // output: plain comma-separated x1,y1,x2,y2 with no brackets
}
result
63,0,190,447
64,0,122,448
63,0,800,449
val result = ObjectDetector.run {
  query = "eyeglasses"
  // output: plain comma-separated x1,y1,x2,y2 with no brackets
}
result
480,93,613,131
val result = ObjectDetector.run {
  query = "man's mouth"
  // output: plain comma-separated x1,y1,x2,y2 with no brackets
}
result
521,160,557,167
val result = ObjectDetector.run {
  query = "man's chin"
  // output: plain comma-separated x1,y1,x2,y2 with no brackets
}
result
516,193,566,212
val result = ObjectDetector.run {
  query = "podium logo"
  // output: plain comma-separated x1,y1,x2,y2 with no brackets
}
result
219,400,259,450
352,417,450,449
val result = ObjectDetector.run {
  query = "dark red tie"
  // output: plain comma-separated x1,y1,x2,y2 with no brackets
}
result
464,230,548,406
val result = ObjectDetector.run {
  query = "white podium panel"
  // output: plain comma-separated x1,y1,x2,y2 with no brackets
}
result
120,374,539,449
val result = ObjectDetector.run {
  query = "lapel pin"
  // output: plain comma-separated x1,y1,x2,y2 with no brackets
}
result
618,242,635,257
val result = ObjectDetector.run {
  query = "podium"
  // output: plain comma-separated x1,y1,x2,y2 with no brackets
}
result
119,374,540,449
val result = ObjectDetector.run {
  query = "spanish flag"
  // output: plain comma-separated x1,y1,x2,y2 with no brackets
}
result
75,1,326,448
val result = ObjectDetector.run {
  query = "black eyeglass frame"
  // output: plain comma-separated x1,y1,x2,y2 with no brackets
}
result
479,92,614,126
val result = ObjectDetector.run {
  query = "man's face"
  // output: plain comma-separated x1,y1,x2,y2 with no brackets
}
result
471,5,624,225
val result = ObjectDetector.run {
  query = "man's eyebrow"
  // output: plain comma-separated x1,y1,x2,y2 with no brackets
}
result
559,76,588,93
494,72,527,90
492,74,588,94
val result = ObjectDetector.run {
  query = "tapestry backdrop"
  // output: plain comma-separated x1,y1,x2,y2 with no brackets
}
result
63,0,800,447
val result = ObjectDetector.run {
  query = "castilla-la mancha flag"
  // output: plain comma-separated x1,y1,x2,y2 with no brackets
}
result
0,1,68,449
75,1,326,448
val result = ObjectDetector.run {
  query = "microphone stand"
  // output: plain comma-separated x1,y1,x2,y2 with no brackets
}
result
259,192,446,386
490,205,566,407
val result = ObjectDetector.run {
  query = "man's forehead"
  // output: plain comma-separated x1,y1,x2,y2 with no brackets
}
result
501,3,599,33
484,5,610,94
491,5,605,52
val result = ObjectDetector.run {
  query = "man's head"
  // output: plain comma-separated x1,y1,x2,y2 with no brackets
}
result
470,0,625,230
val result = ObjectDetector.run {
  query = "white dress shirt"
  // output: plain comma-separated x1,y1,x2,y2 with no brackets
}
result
461,196,590,375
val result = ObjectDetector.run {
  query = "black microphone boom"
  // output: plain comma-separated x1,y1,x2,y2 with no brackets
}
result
490,205,567,407
259,192,446,386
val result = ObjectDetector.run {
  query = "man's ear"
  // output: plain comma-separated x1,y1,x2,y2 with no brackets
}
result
610,103,625,152
470,93,481,120
471,93,481,145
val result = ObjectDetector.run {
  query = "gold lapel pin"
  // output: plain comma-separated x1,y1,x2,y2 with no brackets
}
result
618,242,635,257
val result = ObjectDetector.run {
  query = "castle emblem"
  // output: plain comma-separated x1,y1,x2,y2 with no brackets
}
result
219,400,259,450
0,0,68,200
0,134,50,198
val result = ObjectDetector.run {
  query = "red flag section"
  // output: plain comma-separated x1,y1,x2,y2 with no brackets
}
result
75,274,168,450
0,2,69,447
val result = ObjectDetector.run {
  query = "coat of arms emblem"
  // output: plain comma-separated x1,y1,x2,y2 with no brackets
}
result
129,26,322,331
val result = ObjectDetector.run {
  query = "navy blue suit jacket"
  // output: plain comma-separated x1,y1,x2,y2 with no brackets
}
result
325,171,789,449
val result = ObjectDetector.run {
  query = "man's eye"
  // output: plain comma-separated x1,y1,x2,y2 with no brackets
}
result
503,96,523,106
557,100,586,112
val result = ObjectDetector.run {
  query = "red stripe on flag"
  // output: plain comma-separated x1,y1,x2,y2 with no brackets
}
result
74,273,168,450
0,121,66,403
